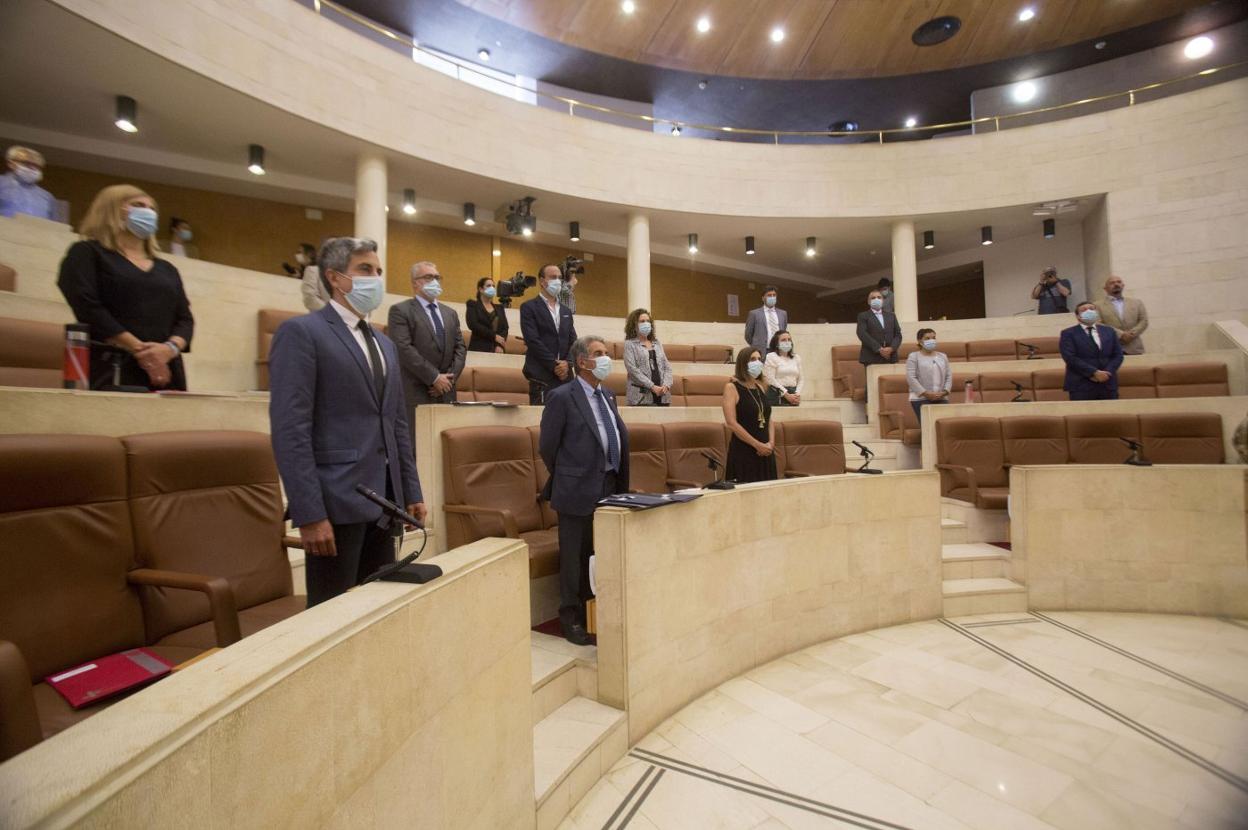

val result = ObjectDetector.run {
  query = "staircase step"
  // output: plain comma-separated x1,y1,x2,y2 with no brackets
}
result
534,697,628,830
941,543,1010,580
531,632,598,725
942,577,1027,617
940,518,968,546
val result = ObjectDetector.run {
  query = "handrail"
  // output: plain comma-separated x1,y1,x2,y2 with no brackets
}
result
314,0,1245,143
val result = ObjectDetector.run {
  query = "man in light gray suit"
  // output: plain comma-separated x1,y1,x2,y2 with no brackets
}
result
388,261,467,413
1098,275,1149,355
744,285,788,356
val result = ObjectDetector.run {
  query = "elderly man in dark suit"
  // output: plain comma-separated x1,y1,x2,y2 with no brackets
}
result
539,335,630,645
520,264,577,405
1060,301,1124,401
269,237,425,607
387,260,467,413
856,288,902,402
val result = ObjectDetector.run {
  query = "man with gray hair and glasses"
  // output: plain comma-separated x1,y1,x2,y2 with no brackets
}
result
539,335,630,644
269,237,425,607
388,260,466,412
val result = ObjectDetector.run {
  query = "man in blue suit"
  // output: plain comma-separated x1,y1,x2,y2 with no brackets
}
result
1059,301,1125,401
520,264,577,405
269,237,425,607
539,335,630,645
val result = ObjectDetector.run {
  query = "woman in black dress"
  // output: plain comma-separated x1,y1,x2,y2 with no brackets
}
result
464,276,509,352
723,347,777,484
57,185,193,391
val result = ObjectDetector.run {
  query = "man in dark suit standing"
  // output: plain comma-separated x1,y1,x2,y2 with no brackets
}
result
539,335,630,645
387,260,467,414
520,264,577,405
269,237,426,607
743,285,787,356
1060,301,1124,401
856,288,902,402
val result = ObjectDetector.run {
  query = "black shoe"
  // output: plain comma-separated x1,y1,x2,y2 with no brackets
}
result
562,621,594,646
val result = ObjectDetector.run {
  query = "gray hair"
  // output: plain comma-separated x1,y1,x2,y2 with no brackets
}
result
410,261,436,279
318,237,377,294
568,335,606,367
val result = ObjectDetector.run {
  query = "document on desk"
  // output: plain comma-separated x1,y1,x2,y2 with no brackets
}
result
597,493,702,510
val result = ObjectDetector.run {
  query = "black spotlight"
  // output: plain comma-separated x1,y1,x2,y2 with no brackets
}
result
745,235,755,255
115,95,138,132
247,144,266,175
569,221,580,242
463,202,476,226
688,233,699,254
1043,218,1055,239
912,16,961,46
923,230,935,250
981,226,994,246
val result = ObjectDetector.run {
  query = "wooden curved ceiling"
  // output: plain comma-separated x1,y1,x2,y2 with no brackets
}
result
452,0,1209,79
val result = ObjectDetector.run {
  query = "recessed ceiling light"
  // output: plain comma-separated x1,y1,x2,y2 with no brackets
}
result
247,144,266,176
402,188,417,215
1017,7,1035,22
904,116,918,128
463,202,476,226
621,0,636,13
770,27,785,43
1012,80,1037,103
805,237,817,258
696,16,711,34
1184,36,1213,60
688,233,699,254
477,48,491,62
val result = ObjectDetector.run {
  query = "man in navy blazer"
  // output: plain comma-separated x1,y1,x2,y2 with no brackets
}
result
1060,301,1125,401
520,264,577,404
539,335,630,645
269,237,425,607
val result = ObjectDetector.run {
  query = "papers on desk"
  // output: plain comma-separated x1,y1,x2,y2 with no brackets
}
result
597,492,702,510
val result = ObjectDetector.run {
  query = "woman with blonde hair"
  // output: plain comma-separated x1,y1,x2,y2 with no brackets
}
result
57,184,193,390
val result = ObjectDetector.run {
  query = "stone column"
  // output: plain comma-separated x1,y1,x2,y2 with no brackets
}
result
355,152,388,267
627,214,651,312
890,219,918,322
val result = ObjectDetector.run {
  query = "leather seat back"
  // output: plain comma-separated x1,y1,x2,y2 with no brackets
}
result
455,367,475,401
503,336,527,355
966,339,1018,362
1031,368,1068,401
682,375,730,407
121,431,290,644
830,345,865,400
600,372,628,399
693,345,733,364
1138,413,1223,464
441,426,542,546
897,343,921,362
978,371,1034,404
1001,416,1069,465
255,309,302,391
778,420,845,476
662,422,727,488
1154,362,1229,398
527,427,559,528
1015,337,1060,359
605,341,625,360
664,344,696,363
0,435,145,681
0,317,63,389
1066,414,1140,464
1116,364,1157,399
878,375,917,440
471,367,531,404
941,342,969,362
626,423,668,493
667,374,686,406
935,417,1007,498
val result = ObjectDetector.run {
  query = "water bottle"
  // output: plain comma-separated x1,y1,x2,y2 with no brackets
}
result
63,323,90,390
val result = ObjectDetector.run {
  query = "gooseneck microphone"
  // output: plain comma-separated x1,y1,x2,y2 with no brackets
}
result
1011,381,1028,403
355,484,440,584
851,440,874,458
354,484,424,527
850,441,883,475
1119,437,1152,467
699,451,735,489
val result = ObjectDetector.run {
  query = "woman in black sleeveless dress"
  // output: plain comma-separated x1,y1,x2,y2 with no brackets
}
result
723,347,777,483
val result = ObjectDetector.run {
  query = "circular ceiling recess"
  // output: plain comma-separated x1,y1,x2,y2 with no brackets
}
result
912,16,963,47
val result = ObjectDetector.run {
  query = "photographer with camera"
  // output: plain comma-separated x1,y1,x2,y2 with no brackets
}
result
465,277,509,353
1031,265,1071,315
520,264,577,405
558,255,584,313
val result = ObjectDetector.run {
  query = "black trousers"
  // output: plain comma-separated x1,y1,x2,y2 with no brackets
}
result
556,471,616,621
305,519,398,608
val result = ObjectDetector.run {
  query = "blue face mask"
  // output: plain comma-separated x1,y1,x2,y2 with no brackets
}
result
638,321,652,337
869,298,883,311
1079,309,1099,325
747,360,764,378
421,279,442,299
176,227,193,242
483,286,497,299
922,339,937,351
591,354,612,381
546,278,563,297
764,296,777,308
126,207,158,240
778,340,792,353
342,273,385,315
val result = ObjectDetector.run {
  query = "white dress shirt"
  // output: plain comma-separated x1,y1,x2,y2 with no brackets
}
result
1109,296,1125,320
330,299,386,377
577,376,621,472
872,310,885,327
544,295,562,329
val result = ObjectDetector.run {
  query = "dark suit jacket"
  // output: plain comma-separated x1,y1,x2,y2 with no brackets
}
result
856,310,902,365
1060,323,1124,397
387,298,467,410
538,379,630,517
520,295,577,388
269,304,422,528
465,298,509,352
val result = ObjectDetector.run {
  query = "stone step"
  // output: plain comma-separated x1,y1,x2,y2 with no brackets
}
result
534,696,627,830
941,543,1009,580
942,577,1028,617
531,632,597,725
940,518,968,546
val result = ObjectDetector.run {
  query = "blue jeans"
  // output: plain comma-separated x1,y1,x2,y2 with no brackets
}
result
911,398,948,425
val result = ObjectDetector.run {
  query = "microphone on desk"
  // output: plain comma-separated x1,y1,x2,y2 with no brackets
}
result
1011,381,1028,403
355,484,441,584
355,484,424,528
1020,343,1041,360
850,441,883,475
1119,437,1152,467
699,451,735,490
851,440,874,458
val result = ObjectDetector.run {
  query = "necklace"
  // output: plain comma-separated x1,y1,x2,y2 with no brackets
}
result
745,382,766,429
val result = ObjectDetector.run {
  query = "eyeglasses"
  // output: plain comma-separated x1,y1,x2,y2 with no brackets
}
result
417,274,441,281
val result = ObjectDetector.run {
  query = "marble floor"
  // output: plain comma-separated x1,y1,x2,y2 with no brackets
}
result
562,612,1248,830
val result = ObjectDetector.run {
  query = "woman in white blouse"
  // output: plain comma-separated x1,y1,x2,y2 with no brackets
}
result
905,327,952,425
763,330,802,406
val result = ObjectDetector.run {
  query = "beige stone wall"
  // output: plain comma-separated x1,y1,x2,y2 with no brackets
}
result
591,471,944,743
0,538,535,829
1011,465,1248,616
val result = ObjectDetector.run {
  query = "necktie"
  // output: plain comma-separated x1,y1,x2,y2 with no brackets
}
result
357,319,385,400
427,302,446,348
593,387,620,471
1086,326,1098,347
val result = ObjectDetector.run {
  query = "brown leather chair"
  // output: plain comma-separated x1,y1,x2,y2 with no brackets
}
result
256,309,303,390
666,374,686,406
0,316,63,389
605,341,626,360
1000,416,1069,466
456,367,475,402
528,426,559,530
440,426,558,578
877,375,920,445
120,431,302,652
1031,368,1068,401
831,345,865,400
776,420,845,477
504,336,527,355
897,343,921,362
941,342,969,363
966,339,1018,362
935,418,1008,509
662,422,727,488
0,262,15,292
1154,362,1229,398
626,423,668,493
664,344,696,363
1066,414,1140,464
1115,364,1157,399
601,372,628,399
693,345,733,364
471,367,531,404
682,375,730,407
1015,337,1060,360
979,371,1034,404
1138,413,1223,464
951,372,981,403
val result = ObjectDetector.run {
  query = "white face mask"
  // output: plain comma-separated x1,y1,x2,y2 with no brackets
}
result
922,339,937,351
869,298,883,311
545,278,563,297
420,278,442,299
747,360,764,378
778,340,792,353
589,354,612,380
14,165,42,185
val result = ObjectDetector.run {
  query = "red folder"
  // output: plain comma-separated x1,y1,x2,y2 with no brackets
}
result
45,648,173,709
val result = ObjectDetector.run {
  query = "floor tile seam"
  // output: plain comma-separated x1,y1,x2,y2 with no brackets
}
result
601,764,656,830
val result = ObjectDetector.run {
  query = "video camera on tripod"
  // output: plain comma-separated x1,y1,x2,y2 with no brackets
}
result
494,271,537,307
